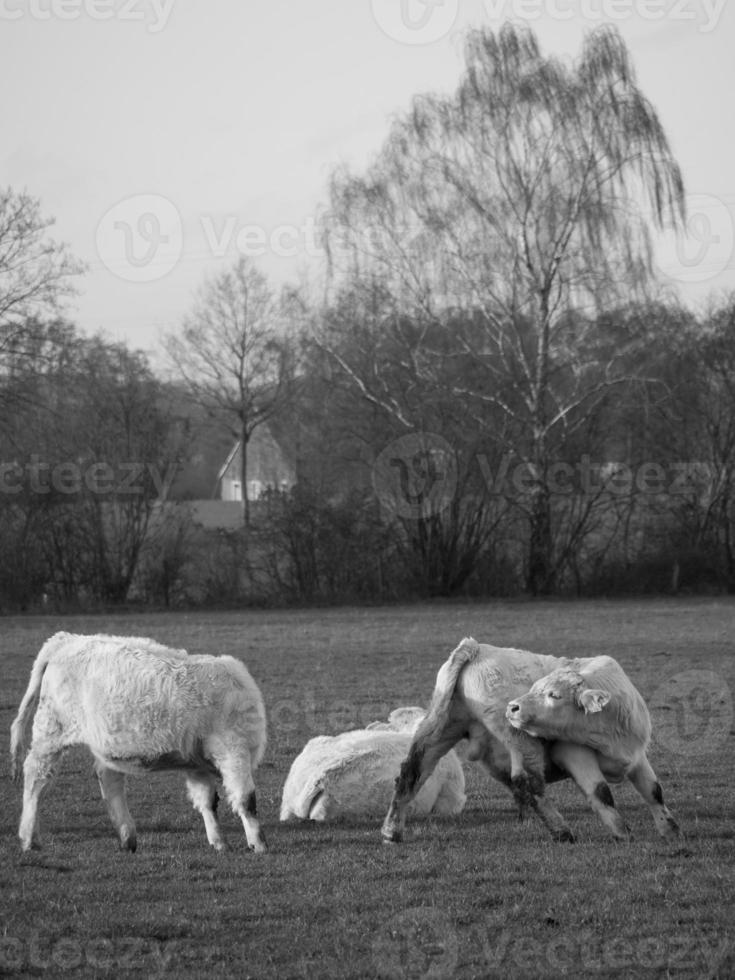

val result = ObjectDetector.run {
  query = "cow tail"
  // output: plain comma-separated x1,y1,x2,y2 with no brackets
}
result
10,634,64,782
422,637,480,733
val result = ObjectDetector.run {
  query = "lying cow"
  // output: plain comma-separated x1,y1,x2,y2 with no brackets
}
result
10,632,267,853
281,708,465,822
382,637,574,844
365,706,426,734
506,656,680,839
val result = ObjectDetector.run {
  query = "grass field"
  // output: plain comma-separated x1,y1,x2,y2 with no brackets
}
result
1,599,734,979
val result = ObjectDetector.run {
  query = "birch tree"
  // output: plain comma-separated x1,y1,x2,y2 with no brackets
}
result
323,23,685,593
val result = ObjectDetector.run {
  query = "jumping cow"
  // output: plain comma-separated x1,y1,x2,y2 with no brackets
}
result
281,708,465,822
506,655,680,839
382,637,680,845
383,637,576,844
10,632,268,853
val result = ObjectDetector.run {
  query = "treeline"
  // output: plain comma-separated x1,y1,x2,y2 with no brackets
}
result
2,23,735,608
0,321,182,608
288,297,735,602
1,297,734,610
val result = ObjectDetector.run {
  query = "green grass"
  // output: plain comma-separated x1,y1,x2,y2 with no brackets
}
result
1,599,734,978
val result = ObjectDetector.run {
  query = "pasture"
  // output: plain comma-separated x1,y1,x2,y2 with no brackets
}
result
1,599,733,979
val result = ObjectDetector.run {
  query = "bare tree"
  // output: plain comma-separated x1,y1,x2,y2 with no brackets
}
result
165,257,294,525
312,284,513,596
0,327,178,606
0,188,83,350
323,23,685,593
663,297,735,590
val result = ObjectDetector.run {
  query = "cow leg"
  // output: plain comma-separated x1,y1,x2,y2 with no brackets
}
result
552,742,631,840
95,764,137,852
213,749,267,853
627,756,680,838
502,734,575,843
17,699,70,851
185,772,225,851
18,747,62,851
382,722,464,843
236,787,267,853
531,793,576,843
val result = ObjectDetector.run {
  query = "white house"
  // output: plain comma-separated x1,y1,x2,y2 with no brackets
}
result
215,427,296,503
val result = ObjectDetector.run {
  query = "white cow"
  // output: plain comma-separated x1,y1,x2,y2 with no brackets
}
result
365,706,427,734
382,637,575,844
280,708,465,822
10,632,267,853
506,656,680,839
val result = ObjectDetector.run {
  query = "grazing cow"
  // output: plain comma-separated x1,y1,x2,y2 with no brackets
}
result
383,637,576,844
280,708,465,822
506,656,680,839
10,632,267,853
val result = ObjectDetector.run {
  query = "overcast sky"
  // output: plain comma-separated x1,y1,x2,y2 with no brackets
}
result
2,0,733,359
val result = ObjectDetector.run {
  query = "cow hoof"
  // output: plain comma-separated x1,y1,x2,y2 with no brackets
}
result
611,829,633,842
381,830,402,844
663,818,681,838
119,828,137,853
556,828,576,844
248,838,268,854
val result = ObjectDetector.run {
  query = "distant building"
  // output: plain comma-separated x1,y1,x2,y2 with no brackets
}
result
215,425,296,503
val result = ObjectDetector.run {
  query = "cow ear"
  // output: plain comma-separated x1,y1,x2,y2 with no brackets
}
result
577,688,610,714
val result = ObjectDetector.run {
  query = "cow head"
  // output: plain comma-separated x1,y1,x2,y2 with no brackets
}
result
505,667,611,739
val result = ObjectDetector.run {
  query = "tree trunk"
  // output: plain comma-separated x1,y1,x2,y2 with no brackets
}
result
526,299,555,596
240,427,250,528
527,481,554,596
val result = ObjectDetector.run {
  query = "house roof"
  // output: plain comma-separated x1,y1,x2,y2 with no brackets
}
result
216,427,296,492
216,442,241,484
